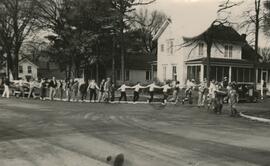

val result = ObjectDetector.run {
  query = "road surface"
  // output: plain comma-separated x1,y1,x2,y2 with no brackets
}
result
0,98,269,166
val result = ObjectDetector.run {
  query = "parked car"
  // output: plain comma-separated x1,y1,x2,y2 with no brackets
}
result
237,83,259,103
9,80,30,98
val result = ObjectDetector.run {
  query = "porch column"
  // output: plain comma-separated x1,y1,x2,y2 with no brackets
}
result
200,64,204,83
229,66,232,82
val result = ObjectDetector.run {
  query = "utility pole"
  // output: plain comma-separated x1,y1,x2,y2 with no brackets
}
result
112,34,116,84
254,0,261,90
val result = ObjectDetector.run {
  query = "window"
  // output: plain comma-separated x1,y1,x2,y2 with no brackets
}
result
19,66,23,73
232,67,237,82
163,65,167,80
198,43,204,56
229,45,233,58
125,70,130,81
170,40,174,54
27,66,32,74
167,39,174,54
160,44,164,52
146,71,152,81
172,65,177,81
244,68,250,82
225,45,233,58
238,68,243,82
187,66,201,83
231,67,253,83
206,66,230,82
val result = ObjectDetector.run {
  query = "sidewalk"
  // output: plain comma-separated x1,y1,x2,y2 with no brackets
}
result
238,98,270,121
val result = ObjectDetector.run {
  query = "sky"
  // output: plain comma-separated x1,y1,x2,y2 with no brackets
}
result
143,0,269,47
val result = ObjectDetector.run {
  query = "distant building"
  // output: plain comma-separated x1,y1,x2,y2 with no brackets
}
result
18,58,38,80
154,19,270,89
106,54,157,84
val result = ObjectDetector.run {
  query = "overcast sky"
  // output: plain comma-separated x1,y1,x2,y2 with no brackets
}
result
144,0,269,47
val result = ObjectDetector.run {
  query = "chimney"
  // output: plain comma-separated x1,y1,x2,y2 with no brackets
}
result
241,34,247,41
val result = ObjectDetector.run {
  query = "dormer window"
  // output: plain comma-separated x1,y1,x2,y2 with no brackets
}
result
225,45,233,58
198,43,204,56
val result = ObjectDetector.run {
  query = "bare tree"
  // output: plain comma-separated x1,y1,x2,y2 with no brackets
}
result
132,8,167,56
111,0,156,82
0,0,40,80
259,47,270,63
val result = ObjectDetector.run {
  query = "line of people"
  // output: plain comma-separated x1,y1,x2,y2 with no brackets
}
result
1,76,181,104
1,76,240,116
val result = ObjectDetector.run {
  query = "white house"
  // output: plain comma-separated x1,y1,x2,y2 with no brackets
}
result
154,19,270,90
18,58,38,80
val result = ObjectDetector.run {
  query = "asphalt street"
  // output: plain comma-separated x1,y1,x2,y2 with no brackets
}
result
0,98,269,166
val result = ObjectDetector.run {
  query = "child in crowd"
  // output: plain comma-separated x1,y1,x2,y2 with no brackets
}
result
65,79,72,102
28,78,37,99
198,79,207,107
98,79,106,102
228,83,239,117
146,81,161,103
88,79,99,102
170,81,180,103
110,83,116,102
102,78,111,102
2,77,10,98
79,79,88,102
49,77,58,101
18,78,25,98
117,82,131,102
182,79,195,104
131,82,146,103
40,79,46,100
161,81,171,105
72,80,79,102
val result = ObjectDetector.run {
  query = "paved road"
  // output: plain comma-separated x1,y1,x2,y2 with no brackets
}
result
0,98,269,166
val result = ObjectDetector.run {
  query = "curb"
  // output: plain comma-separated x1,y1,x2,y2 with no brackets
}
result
240,112,270,123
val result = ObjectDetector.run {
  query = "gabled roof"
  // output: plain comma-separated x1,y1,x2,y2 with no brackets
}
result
152,18,172,41
19,58,38,68
183,22,246,44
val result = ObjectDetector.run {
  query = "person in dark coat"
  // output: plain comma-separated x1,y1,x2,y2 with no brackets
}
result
79,79,88,102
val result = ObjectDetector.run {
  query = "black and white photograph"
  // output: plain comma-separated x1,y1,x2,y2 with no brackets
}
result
0,0,270,165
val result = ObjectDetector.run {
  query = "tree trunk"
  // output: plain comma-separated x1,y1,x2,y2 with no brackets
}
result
12,49,19,80
6,51,12,81
254,0,261,90
112,35,116,84
120,26,125,83
206,40,212,86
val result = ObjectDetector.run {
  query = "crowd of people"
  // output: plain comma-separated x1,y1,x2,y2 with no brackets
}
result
0,76,240,117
